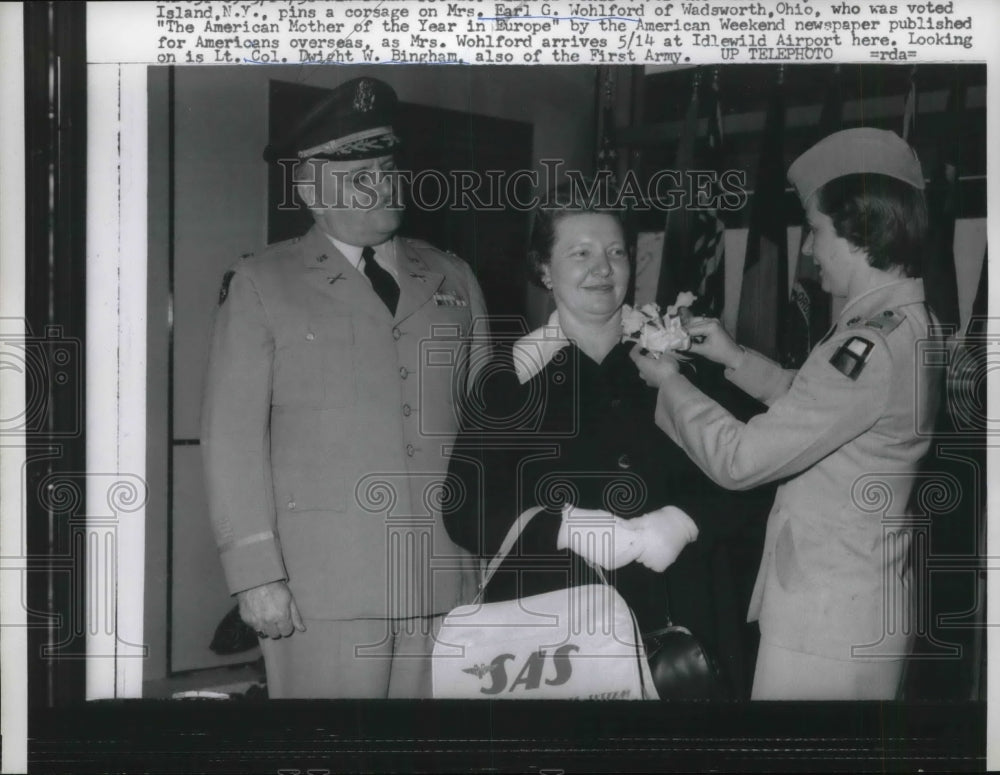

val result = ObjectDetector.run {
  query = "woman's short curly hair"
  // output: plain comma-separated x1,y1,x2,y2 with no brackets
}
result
526,178,630,289
813,173,929,278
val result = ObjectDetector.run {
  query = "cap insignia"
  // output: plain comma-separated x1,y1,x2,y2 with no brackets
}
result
354,80,376,113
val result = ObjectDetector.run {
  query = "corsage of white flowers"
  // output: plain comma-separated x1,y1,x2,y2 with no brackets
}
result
621,292,698,357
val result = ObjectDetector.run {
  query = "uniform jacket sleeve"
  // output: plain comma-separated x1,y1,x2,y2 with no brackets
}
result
653,330,893,490
724,347,796,406
200,267,288,595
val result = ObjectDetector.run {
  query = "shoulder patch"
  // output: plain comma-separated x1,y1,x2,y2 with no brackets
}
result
861,308,905,336
829,335,875,380
218,270,235,306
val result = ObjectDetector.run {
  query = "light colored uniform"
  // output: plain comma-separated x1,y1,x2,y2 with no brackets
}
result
201,225,488,697
653,278,941,699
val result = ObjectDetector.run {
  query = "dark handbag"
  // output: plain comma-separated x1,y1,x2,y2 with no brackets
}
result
643,598,725,700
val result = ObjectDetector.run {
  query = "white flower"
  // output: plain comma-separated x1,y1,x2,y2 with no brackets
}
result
621,297,693,354
675,291,697,309
621,304,646,336
640,302,662,322
639,315,690,355
666,291,698,319
640,326,673,354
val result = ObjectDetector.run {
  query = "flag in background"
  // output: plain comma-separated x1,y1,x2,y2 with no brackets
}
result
655,69,701,312
655,67,727,318
922,68,964,331
779,65,841,368
736,66,788,361
596,69,619,186
692,67,727,318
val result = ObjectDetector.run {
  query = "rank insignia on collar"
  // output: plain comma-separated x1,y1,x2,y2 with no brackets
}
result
862,308,905,335
434,291,467,307
829,336,874,380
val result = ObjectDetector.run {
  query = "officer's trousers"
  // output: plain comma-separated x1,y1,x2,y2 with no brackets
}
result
259,616,439,698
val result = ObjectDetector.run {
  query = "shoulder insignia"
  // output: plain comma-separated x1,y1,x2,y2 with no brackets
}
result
218,270,236,306
862,308,906,336
829,335,875,380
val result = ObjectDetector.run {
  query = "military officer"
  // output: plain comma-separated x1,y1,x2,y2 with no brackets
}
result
201,77,489,698
632,128,942,699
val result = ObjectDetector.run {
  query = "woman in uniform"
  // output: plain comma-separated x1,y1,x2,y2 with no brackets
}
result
632,128,942,700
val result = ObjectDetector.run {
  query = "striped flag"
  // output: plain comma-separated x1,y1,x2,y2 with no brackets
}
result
779,65,841,368
655,70,700,312
655,68,726,318
922,68,964,331
692,68,727,317
736,67,788,360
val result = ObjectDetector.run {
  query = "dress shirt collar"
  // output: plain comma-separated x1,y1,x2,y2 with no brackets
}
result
322,232,398,279
512,310,571,384
512,310,639,384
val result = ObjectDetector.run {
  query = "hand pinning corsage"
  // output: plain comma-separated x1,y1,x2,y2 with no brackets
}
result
621,292,698,358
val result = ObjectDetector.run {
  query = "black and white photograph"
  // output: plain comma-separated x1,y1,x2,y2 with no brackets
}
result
3,1,997,772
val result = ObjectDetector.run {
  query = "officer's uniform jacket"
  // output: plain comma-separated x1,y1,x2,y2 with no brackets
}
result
653,278,940,659
201,225,489,620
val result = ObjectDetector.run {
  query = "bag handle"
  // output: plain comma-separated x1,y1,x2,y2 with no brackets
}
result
475,505,610,604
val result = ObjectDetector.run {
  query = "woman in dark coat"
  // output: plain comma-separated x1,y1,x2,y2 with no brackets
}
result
443,186,772,698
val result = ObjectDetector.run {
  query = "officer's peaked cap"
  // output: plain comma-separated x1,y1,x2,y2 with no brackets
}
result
263,77,400,164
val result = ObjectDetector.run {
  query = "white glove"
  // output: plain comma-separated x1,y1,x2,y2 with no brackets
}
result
630,506,699,572
556,503,642,570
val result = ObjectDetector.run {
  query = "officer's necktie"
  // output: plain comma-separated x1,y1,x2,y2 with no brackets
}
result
361,245,399,315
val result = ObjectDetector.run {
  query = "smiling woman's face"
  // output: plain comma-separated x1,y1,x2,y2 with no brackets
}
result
541,212,629,323
801,193,865,299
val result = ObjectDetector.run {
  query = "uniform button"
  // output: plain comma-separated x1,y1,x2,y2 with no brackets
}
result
305,333,315,341
402,404,411,416
287,500,296,510
392,327,402,340
406,444,415,457
399,366,409,379
611,398,622,410
617,454,631,470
